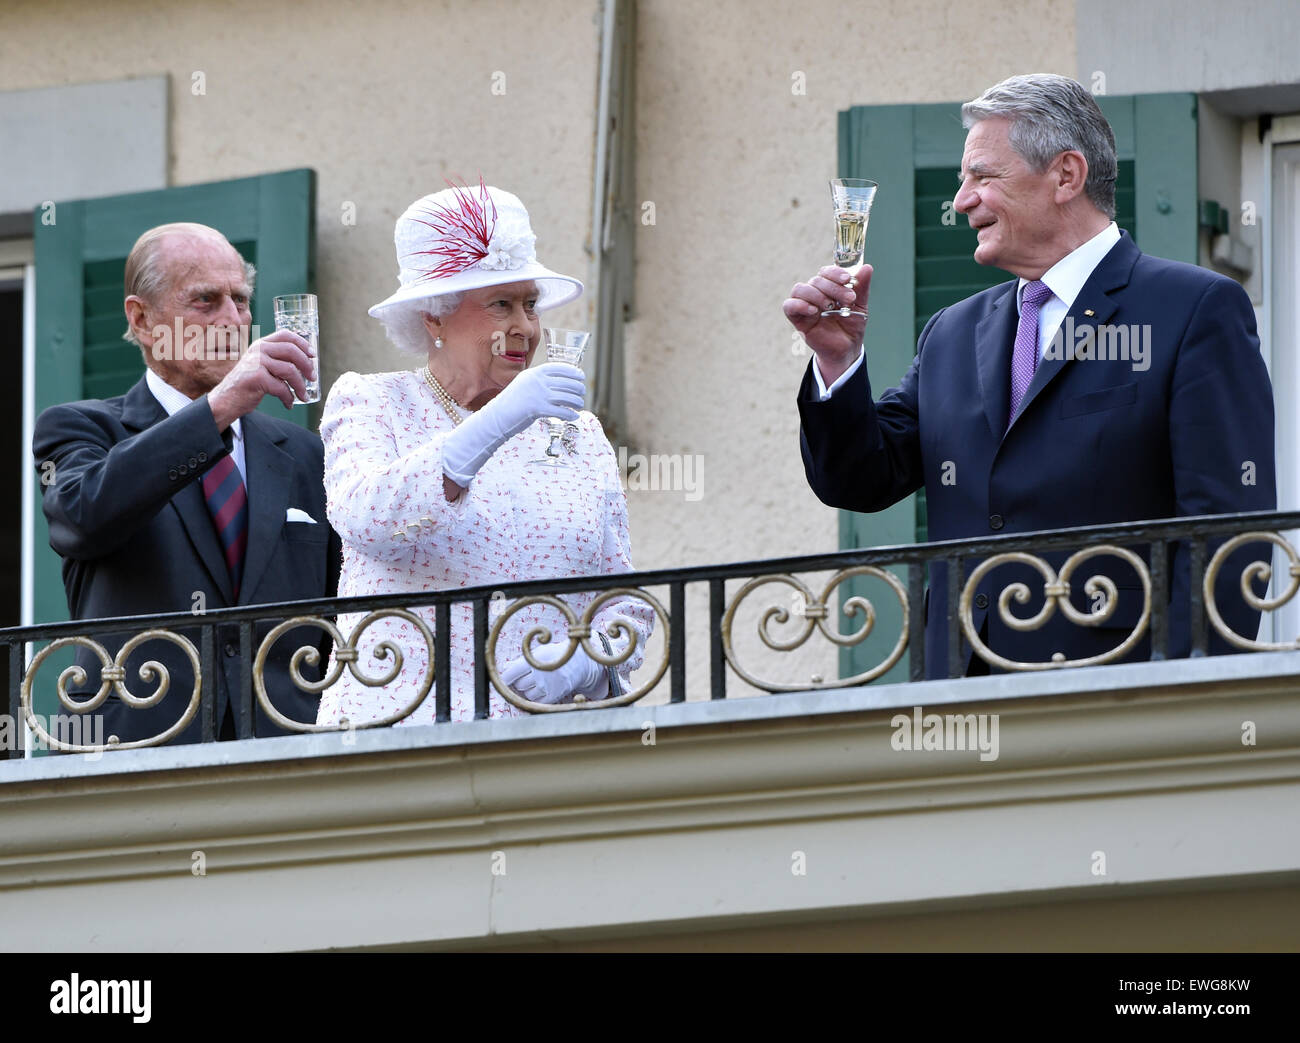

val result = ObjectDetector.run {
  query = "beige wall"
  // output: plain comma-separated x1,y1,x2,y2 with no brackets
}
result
1076,0,1300,96
625,0,1075,692
0,0,602,384
627,0,1076,571
0,0,1076,695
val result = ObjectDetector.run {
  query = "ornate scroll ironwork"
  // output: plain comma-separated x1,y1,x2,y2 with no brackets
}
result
1204,531,1300,651
720,567,909,692
21,630,202,751
254,610,436,731
485,588,670,712
960,546,1151,670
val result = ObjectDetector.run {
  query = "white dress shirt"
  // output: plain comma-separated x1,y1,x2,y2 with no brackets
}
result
1019,221,1120,357
812,221,1121,399
145,368,246,484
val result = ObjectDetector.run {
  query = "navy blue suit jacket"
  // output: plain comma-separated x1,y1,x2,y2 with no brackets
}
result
799,232,1276,677
33,377,342,744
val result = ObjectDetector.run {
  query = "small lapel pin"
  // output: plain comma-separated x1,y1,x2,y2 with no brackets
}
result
1084,308,1095,317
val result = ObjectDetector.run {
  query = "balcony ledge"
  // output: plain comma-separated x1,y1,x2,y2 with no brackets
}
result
2,651,1299,951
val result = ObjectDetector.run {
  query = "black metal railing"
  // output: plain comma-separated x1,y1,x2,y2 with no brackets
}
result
3,510,1298,756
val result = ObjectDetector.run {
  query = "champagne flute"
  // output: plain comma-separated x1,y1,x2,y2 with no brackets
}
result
534,328,590,467
820,178,877,319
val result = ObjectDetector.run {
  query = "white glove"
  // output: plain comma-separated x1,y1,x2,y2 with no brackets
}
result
500,639,607,705
441,362,586,486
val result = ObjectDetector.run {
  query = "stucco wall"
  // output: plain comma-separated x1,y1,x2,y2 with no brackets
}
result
624,0,1075,692
0,0,602,384
1076,0,1300,97
627,0,1076,570
0,0,1078,694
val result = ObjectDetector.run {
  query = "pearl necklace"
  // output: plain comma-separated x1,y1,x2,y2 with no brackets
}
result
422,366,465,426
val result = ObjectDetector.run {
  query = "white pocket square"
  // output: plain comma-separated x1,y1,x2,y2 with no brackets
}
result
286,508,318,524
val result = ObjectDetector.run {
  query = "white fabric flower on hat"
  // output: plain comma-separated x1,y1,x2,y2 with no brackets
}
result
368,182,584,322
481,230,536,271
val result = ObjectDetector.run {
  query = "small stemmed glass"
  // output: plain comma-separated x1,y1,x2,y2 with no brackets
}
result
820,178,877,319
534,327,590,466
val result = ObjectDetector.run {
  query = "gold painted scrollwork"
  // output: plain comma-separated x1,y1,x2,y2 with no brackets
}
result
254,610,436,731
961,545,1150,670
485,588,670,712
21,629,202,751
1204,531,1300,651
721,567,909,692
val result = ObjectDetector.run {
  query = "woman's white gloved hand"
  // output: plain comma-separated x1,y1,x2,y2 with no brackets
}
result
441,362,586,486
500,639,607,705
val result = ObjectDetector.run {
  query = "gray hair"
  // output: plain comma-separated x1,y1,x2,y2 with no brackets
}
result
378,292,466,354
122,223,256,348
961,74,1118,218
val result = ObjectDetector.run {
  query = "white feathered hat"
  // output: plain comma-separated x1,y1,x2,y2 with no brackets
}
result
368,180,583,320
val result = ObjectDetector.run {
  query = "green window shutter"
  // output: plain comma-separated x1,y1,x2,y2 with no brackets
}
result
1127,93,1199,264
28,170,316,736
834,104,923,685
835,96,1194,683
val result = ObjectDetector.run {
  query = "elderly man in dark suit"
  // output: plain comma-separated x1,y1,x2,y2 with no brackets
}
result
786,74,1275,677
33,222,341,744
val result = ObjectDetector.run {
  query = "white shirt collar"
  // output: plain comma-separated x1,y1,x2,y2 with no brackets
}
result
145,368,241,442
1017,221,1120,312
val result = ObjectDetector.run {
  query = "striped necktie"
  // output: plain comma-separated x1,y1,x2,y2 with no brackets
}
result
202,455,248,599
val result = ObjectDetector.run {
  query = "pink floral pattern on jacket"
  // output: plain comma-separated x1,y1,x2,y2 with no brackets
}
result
316,369,652,725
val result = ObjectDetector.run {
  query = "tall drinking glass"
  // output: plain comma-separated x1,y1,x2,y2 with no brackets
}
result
272,293,321,404
534,328,590,467
820,178,877,319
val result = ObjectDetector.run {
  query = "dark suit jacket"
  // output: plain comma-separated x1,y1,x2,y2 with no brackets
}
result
33,376,342,744
799,232,1276,677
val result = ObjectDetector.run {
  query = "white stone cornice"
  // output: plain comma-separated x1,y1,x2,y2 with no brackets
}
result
1,653,1299,950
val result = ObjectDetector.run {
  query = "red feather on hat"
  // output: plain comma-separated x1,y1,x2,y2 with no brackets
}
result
408,177,499,279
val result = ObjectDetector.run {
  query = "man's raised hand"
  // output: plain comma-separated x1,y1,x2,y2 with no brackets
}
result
783,263,872,385
208,330,315,429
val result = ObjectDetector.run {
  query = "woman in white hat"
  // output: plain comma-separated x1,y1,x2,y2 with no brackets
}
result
315,182,652,725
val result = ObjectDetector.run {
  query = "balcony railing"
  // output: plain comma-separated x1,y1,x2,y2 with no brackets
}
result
5,510,1298,755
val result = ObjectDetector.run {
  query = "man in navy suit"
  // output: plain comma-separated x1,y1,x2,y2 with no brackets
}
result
33,222,341,744
787,74,1275,677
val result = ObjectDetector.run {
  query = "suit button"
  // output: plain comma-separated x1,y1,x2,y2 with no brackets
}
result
178,464,188,476
224,642,237,657
989,514,1004,530
975,593,989,610
168,468,179,481
188,456,198,468
198,452,208,463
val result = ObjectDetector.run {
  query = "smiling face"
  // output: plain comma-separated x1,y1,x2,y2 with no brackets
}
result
424,280,541,405
127,231,253,398
953,117,1071,279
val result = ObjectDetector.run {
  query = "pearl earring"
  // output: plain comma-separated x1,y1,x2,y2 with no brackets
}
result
435,337,444,349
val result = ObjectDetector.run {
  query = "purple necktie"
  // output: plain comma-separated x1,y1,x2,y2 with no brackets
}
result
202,455,248,599
1008,279,1053,429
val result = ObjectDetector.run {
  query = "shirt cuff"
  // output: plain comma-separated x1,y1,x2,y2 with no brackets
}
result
812,348,866,400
